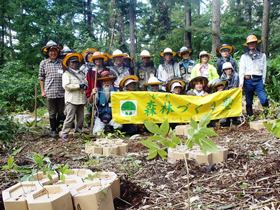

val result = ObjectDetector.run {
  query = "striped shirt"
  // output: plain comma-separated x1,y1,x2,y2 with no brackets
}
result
39,58,65,98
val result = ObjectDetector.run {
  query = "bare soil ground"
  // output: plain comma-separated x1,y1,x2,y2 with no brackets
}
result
1,123,280,210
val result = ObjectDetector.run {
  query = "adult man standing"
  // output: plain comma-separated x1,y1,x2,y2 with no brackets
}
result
91,70,121,134
157,48,180,90
216,44,238,76
39,40,65,137
178,46,195,82
239,35,269,116
108,49,131,89
80,48,97,75
136,50,156,90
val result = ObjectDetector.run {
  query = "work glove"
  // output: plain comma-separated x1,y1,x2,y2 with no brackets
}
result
79,83,87,90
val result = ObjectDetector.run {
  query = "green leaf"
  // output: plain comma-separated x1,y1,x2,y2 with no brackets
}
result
190,118,198,129
158,149,167,159
264,120,280,138
141,139,159,150
200,139,218,154
7,156,15,169
144,120,160,134
170,136,181,148
198,113,212,127
147,149,158,160
199,127,217,137
159,120,170,136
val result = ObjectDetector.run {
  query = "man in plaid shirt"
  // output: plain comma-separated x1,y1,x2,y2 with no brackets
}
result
39,40,65,137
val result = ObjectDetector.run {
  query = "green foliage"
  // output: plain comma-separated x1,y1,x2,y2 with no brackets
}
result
142,114,218,160
264,119,280,138
267,55,280,102
2,152,72,182
186,114,218,154
141,120,181,159
0,113,19,143
54,164,72,182
0,60,44,112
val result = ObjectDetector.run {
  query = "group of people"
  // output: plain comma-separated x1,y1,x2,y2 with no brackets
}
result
39,34,269,140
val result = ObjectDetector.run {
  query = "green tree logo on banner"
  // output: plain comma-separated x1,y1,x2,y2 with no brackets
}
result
120,100,137,116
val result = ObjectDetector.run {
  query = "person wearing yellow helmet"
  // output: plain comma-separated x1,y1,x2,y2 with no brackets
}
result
39,40,65,138
80,48,97,75
239,34,269,116
61,53,87,141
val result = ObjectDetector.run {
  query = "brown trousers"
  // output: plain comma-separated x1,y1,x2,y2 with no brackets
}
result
61,103,84,135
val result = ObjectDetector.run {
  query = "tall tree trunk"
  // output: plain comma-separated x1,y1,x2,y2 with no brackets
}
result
119,14,126,50
262,0,270,55
211,0,221,54
197,0,201,16
247,1,252,25
129,0,136,59
109,0,116,51
86,0,95,38
184,0,192,48
0,3,5,65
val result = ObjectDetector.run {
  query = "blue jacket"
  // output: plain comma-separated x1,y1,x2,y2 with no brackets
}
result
97,87,117,123
220,72,239,89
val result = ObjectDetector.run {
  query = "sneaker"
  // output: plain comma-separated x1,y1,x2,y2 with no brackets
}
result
61,134,68,142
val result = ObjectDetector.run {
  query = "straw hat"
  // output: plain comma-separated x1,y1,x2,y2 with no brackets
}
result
119,75,139,90
112,49,127,58
140,50,151,58
166,79,186,93
188,76,209,90
160,48,176,57
97,70,117,81
244,34,261,46
209,78,228,90
62,53,83,68
144,76,162,86
216,44,235,55
89,51,109,62
179,46,192,57
199,51,211,58
41,40,62,55
82,48,97,62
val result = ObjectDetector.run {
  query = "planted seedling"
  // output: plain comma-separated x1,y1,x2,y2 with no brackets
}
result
264,119,280,138
141,113,218,210
141,120,181,159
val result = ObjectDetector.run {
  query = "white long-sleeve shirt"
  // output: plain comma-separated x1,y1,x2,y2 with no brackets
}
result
157,62,181,83
239,52,266,85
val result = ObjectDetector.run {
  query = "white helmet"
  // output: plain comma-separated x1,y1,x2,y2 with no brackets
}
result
112,49,125,58
222,62,234,71
199,50,210,58
140,50,151,57
45,40,57,47
147,75,161,85
171,82,182,92
179,46,191,53
160,48,176,57
62,45,72,53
